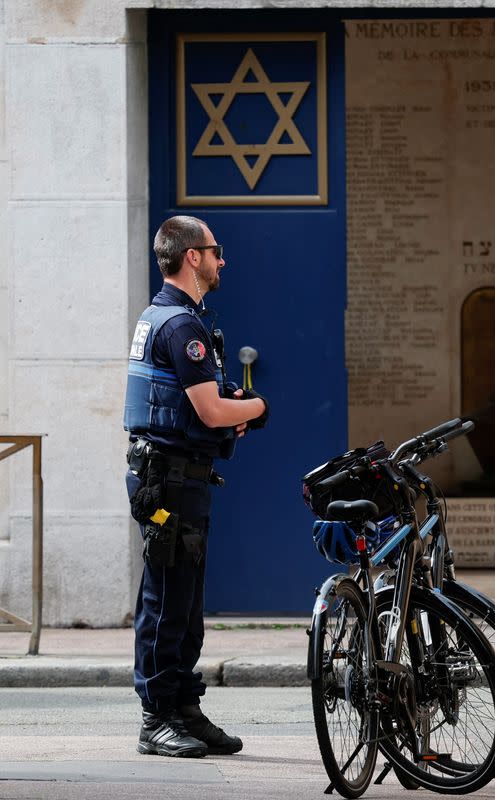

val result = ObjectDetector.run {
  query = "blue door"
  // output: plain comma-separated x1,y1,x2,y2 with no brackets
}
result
149,11,347,612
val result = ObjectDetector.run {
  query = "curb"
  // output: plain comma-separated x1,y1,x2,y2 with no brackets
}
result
0,659,134,688
0,657,221,689
223,657,309,687
0,656,308,688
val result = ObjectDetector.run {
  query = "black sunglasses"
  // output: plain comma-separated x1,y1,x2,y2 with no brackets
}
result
183,244,224,260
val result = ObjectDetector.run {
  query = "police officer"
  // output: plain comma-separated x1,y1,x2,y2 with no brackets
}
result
123,215,268,758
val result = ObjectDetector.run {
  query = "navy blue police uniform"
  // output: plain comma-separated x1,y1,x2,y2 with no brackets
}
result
124,283,235,714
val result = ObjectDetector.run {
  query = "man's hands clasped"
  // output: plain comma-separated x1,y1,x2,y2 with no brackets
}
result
223,384,269,438
238,388,269,429
231,387,269,437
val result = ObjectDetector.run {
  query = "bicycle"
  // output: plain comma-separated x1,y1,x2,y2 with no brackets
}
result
369,420,495,789
304,420,495,797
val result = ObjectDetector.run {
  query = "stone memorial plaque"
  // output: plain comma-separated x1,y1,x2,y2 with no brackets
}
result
447,498,495,567
345,18,495,493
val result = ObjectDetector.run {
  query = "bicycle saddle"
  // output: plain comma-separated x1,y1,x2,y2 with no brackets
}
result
326,499,379,522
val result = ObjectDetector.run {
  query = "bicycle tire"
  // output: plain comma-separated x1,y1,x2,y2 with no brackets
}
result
310,578,379,798
375,585,495,794
392,577,495,786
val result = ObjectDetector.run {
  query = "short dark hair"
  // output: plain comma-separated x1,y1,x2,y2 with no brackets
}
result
154,215,207,277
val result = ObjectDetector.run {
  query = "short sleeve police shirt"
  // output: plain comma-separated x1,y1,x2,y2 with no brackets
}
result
151,284,217,389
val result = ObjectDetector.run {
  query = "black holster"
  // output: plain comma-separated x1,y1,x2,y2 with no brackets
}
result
126,438,150,478
180,522,205,560
128,442,206,566
142,514,179,568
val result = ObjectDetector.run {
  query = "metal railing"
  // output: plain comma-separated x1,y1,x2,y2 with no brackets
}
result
0,435,43,655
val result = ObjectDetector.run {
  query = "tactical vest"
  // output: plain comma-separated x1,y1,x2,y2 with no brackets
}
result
123,305,235,459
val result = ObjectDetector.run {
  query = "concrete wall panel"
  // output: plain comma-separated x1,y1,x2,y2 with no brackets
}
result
0,15,8,422
6,515,133,627
0,284,8,419
125,35,149,338
6,0,131,41
0,161,8,420
126,42,148,203
0,448,10,539
8,44,125,200
10,203,128,359
0,22,5,159
0,9,9,552
127,201,149,340
10,361,129,513
150,0,487,6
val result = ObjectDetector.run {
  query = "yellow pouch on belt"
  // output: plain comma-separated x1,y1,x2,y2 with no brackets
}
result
149,508,171,526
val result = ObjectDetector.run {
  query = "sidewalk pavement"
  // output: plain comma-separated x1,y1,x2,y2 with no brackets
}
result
1,569,493,689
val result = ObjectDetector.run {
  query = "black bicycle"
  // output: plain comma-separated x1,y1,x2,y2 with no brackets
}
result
371,421,495,789
304,420,495,797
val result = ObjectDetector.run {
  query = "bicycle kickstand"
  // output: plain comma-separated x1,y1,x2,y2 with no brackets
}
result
374,761,393,785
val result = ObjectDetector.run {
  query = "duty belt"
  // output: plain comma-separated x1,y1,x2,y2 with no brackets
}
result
166,458,212,483
127,440,224,486
162,455,225,496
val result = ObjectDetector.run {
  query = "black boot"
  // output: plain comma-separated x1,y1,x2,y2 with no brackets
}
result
138,709,208,758
180,704,243,755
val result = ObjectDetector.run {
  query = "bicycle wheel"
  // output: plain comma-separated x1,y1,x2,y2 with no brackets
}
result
310,578,379,798
376,585,495,794
373,575,495,790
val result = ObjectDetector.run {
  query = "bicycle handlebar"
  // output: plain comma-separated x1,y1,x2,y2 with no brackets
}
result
388,418,470,465
397,420,475,469
318,468,352,491
318,460,373,491
316,419,474,494
422,417,462,441
442,419,474,441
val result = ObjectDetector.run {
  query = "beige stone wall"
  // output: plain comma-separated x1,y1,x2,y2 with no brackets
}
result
0,2,6,419
0,2,9,553
0,3,148,625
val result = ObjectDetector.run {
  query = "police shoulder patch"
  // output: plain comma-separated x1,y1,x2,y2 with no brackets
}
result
185,339,207,362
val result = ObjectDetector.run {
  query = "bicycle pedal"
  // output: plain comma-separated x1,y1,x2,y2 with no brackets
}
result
418,753,451,763
324,783,334,794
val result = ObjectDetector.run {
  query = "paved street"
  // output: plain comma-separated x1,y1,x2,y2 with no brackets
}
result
2,686,495,800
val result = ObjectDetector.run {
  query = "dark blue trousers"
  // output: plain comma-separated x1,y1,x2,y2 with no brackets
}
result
126,469,212,712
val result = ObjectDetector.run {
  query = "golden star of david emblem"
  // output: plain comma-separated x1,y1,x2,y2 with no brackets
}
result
190,49,311,190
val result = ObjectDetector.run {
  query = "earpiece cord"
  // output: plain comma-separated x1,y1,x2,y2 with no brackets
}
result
192,268,206,314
